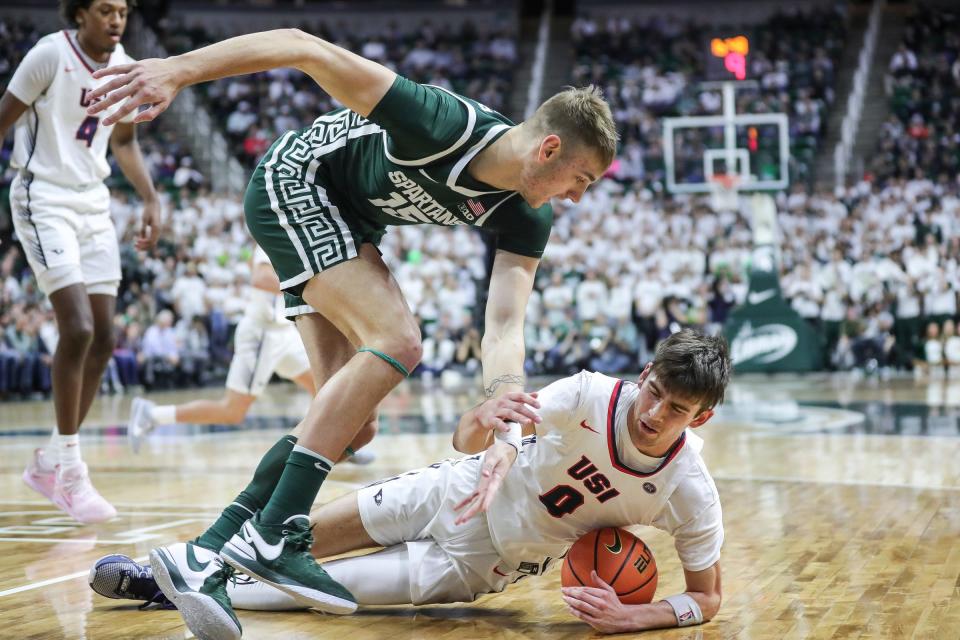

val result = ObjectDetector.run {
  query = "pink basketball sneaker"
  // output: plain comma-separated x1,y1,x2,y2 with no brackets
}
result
53,463,117,524
22,448,57,500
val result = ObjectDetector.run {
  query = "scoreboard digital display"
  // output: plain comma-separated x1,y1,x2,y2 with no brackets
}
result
707,34,750,81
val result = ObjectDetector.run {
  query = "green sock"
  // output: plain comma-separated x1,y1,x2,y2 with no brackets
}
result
194,435,297,552
259,445,334,525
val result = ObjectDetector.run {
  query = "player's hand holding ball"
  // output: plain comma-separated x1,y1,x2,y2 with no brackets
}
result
561,528,659,633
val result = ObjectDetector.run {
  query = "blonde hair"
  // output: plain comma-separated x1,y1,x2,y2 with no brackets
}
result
528,85,618,166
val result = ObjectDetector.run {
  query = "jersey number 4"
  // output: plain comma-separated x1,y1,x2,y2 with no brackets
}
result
76,116,99,147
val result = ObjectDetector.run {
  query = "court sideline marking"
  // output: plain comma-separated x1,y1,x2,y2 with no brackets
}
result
0,555,147,598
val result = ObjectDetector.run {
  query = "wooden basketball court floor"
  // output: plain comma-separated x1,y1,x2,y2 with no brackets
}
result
1,372,958,639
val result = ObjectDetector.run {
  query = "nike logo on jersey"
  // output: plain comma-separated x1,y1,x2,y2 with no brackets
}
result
240,523,284,561
50,248,65,255
605,529,623,554
64,67,75,73
492,566,509,577
579,420,600,434
374,489,383,506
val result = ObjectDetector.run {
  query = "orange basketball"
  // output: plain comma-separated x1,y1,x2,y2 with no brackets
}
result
561,527,658,604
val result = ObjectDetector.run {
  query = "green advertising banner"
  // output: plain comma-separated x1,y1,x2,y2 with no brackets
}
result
722,208,823,373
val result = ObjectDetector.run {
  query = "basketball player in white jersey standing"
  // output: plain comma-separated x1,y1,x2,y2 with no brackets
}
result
0,0,160,523
126,246,377,464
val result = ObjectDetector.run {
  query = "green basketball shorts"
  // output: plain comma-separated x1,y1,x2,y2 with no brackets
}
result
244,132,381,318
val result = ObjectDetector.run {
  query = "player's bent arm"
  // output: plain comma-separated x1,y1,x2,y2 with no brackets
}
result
179,29,396,116
566,560,721,634
92,30,396,123
452,250,538,454
0,92,29,143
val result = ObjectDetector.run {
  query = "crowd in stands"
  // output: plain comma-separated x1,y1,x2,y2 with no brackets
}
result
153,16,519,169
3,9,960,401
572,8,845,187
875,4,960,185
3,169,958,399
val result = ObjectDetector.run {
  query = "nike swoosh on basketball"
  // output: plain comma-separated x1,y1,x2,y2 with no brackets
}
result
605,529,623,554
241,523,285,561
579,420,600,434
747,289,777,305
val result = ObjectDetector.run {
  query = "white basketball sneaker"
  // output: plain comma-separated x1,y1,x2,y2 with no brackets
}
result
150,542,242,640
22,448,57,500
128,398,157,454
52,463,117,524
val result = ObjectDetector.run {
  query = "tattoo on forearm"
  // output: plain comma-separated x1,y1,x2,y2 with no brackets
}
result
484,374,525,398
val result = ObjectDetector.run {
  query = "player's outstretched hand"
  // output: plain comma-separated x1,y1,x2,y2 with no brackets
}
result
136,199,162,251
453,440,517,525
562,571,628,634
467,391,541,434
86,59,181,126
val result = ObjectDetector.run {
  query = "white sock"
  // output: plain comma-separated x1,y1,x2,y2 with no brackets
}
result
36,429,59,472
58,434,82,472
150,405,177,425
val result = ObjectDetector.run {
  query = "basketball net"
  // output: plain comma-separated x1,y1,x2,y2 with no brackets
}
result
709,173,740,212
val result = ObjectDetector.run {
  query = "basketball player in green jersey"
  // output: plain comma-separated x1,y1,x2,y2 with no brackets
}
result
87,28,616,639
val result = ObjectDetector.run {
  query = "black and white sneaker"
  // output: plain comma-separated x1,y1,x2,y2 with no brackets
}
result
88,554,174,609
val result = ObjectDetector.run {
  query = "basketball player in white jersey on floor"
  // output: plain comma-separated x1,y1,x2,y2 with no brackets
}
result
127,246,376,464
93,330,727,635
0,0,160,523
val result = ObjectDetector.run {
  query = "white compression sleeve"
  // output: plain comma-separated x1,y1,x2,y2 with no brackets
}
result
323,544,413,605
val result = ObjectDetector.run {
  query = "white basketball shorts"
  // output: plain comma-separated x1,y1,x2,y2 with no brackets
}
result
355,456,521,605
225,316,311,396
10,173,120,296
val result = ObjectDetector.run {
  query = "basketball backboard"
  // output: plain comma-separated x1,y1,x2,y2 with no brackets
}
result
663,81,790,194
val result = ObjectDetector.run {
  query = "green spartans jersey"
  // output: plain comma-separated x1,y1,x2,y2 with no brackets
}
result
244,74,553,314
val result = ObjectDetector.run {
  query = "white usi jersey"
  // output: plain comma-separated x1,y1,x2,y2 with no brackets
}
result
486,371,723,575
246,246,288,328
7,30,136,188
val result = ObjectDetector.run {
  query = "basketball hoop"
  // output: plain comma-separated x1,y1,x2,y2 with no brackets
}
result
709,173,741,212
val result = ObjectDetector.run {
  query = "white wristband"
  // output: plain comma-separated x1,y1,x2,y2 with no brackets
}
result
664,593,703,627
494,420,522,452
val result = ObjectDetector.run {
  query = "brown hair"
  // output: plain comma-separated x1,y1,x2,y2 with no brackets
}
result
651,329,731,411
528,85,618,166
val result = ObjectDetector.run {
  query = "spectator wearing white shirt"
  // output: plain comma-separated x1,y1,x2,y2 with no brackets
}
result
141,310,180,389
942,319,960,376
889,44,918,74
542,272,575,328
575,270,609,322
170,262,207,323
